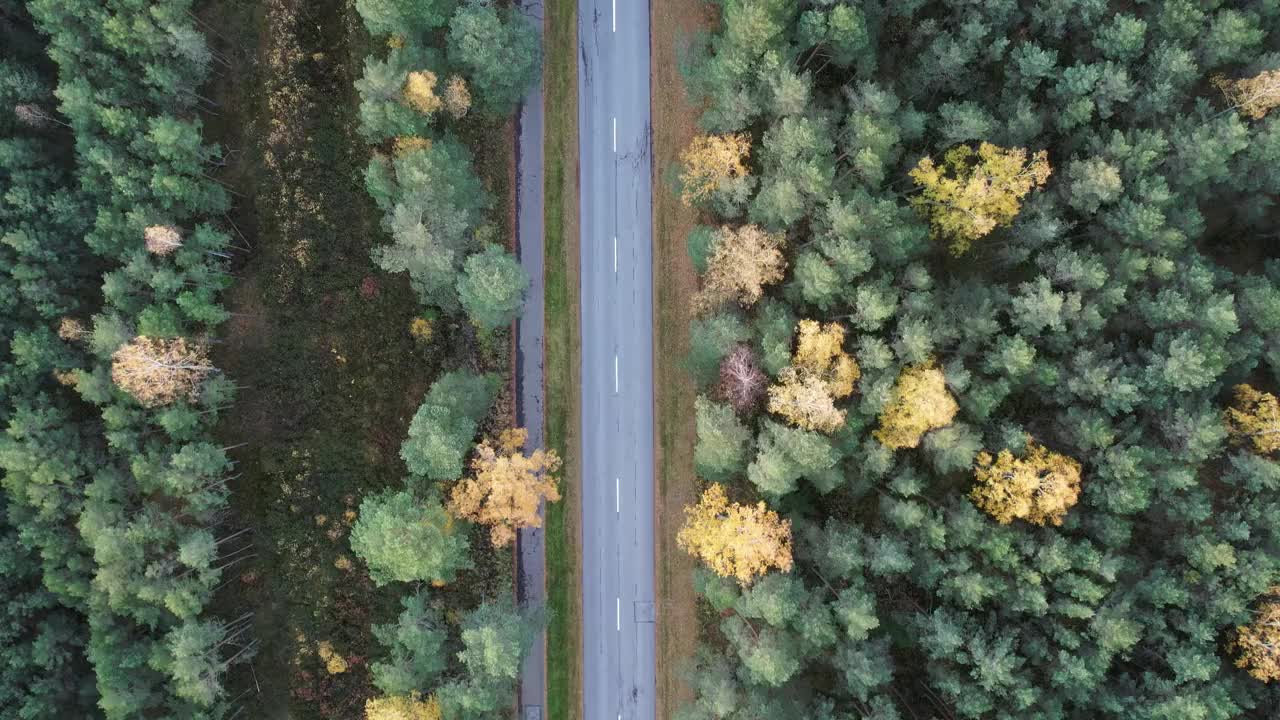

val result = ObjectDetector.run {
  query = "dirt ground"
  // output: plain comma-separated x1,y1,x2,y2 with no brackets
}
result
651,0,717,717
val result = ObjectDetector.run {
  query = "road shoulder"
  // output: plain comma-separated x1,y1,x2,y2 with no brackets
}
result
652,0,715,717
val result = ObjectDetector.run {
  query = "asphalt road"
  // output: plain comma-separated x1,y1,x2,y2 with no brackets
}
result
578,0,657,719
515,0,548,717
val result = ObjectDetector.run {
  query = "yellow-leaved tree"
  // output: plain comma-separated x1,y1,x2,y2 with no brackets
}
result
1225,384,1280,456
365,693,441,720
403,70,442,115
408,315,434,344
677,482,792,585
679,132,751,206
443,75,471,118
909,141,1051,255
969,441,1083,526
1233,587,1280,683
693,225,787,314
767,320,859,433
111,336,213,407
1215,69,1280,120
393,136,432,157
449,428,561,548
874,361,958,449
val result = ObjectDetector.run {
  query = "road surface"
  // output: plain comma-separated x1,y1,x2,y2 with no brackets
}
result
515,0,547,717
578,0,657,719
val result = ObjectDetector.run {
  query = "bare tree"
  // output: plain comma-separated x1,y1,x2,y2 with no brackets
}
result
718,344,767,413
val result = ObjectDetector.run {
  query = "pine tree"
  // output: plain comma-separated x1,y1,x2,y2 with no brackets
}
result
370,590,447,696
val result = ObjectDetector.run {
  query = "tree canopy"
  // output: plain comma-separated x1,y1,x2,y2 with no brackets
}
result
448,428,561,548
350,490,471,586
678,1,1280,717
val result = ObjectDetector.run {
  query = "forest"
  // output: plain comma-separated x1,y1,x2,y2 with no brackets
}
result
674,0,1280,719
1,0,551,717
8,0,1280,718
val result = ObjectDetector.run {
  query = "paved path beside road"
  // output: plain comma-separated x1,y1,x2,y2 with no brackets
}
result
515,0,547,716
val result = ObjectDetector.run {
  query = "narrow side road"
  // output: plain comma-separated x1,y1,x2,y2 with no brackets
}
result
515,0,548,718
578,0,657,719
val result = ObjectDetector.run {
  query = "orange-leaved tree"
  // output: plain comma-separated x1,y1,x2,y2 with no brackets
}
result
969,441,1083,526
677,482,792,585
767,320,859,433
679,132,751,206
1232,587,1280,683
874,360,957,449
448,428,561,548
1225,384,1280,456
111,336,213,407
909,141,1051,255
693,224,787,314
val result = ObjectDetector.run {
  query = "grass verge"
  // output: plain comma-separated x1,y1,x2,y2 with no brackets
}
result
652,1,716,717
543,0,582,718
